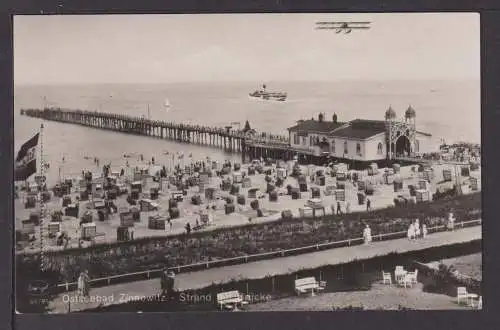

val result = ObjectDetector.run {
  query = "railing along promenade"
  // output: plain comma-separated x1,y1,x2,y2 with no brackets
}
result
54,219,481,293
20,108,293,158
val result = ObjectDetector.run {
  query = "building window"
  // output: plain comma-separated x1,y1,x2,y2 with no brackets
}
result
302,137,307,146
310,136,314,147
344,141,348,155
356,143,361,156
293,134,300,145
377,142,383,155
331,140,336,154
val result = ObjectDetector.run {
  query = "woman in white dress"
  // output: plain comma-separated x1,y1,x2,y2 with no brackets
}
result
422,224,428,238
447,212,455,231
363,224,372,244
414,219,421,239
407,223,415,240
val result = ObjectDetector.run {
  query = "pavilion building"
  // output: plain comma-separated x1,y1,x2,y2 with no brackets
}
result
287,106,436,166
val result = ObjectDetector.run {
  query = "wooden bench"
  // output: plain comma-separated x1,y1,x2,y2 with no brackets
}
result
294,277,326,296
216,290,248,311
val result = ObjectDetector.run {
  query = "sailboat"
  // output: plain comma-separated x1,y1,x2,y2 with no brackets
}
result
164,98,171,109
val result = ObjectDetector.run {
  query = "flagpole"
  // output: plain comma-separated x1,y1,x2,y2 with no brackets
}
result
38,123,46,270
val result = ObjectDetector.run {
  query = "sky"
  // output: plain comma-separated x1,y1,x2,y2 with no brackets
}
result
13,13,480,85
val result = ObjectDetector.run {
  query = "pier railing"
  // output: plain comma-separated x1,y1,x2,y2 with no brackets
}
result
20,107,290,149
54,219,481,293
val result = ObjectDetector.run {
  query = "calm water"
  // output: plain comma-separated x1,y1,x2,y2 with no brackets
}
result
14,80,480,185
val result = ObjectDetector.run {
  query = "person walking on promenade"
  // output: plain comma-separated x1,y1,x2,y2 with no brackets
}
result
414,219,421,239
77,272,85,296
78,270,90,297
336,201,342,215
366,198,372,211
345,201,351,214
160,268,168,296
363,224,372,244
447,212,455,231
407,222,415,241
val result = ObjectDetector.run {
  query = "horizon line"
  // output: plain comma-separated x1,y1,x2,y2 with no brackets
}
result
15,77,480,87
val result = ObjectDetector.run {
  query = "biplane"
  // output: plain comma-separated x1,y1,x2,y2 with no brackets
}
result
315,21,371,34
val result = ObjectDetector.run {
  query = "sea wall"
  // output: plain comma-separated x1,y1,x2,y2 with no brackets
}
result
17,193,481,284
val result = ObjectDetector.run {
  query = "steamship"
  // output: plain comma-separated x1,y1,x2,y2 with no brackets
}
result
249,84,287,101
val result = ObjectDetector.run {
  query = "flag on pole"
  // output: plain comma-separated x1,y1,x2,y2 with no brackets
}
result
15,133,39,181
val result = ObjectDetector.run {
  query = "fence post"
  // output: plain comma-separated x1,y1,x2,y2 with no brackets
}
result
147,271,150,279
348,239,351,246
206,263,209,269
65,281,69,291
246,282,249,295
316,244,319,250
245,256,248,263
272,277,275,292
108,278,111,285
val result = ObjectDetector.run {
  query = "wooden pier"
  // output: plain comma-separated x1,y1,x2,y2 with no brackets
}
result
20,107,311,162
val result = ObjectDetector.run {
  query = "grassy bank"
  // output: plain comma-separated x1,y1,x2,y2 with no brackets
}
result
17,192,481,285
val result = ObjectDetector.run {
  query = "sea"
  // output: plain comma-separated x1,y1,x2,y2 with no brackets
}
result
14,80,480,185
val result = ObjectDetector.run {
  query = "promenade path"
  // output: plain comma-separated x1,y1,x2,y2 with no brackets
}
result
46,225,481,313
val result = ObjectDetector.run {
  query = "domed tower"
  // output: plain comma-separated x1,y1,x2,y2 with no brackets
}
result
404,105,417,155
405,105,416,126
384,105,396,122
385,106,396,160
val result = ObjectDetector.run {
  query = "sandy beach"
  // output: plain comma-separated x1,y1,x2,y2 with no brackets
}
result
15,162,481,252
15,158,481,254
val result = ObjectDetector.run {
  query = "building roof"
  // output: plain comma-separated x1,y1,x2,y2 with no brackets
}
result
330,119,387,139
288,120,346,134
289,118,431,140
